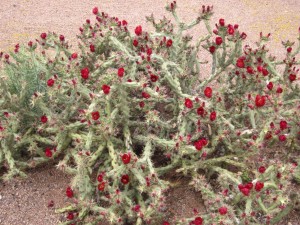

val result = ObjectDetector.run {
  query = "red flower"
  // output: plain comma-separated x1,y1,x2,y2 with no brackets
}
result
279,120,288,130
122,20,128,26
40,115,48,123
289,74,296,82
278,134,286,142
236,57,245,68
47,78,55,87
66,187,74,198
210,111,217,121
209,46,216,54
150,74,159,82
91,111,100,120
166,39,173,47
245,182,253,190
139,101,145,108
118,68,125,77
102,84,110,94
45,148,52,158
276,87,283,93
215,37,223,45
121,174,130,185
219,18,225,26
227,26,235,35
241,187,250,196
142,92,151,99
135,25,142,36
59,35,65,42
194,140,203,151
81,67,89,79
267,82,273,90
40,33,47,39
185,98,193,108
246,66,254,74
133,39,139,47
98,182,106,191
97,174,103,182
71,53,78,59
92,7,99,15
67,212,74,220
194,217,203,225
197,106,206,117
219,206,228,215
287,47,292,53
163,222,170,225
90,44,95,52
255,181,264,192
255,95,266,107
262,68,269,76
258,166,266,173
147,48,152,55
204,87,213,98
122,153,131,164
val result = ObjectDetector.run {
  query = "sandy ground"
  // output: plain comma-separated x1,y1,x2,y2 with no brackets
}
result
0,0,300,224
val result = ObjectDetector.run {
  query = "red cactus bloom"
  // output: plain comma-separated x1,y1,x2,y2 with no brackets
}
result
90,44,95,52
118,67,125,77
279,120,288,130
98,182,106,191
219,18,225,26
150,74,158,82
135,25,142,36
142,92,151,99
185,98,193,108
40,115,48,123
197,106,206,117
102,84,110,94
236,57,245,68
66,187,74,198
255,181,264,192
40,33,47,39
262,68,269,76
258,166,266,173
121,174,130,185
219,206,228,215
59,35,65,41
122,20,128,26
97,174,103,182
166,39,173,47
245,182,253,190
204,87,213,98
210,111,217,121
45,148,52,158
246,66,254,74
209,46,216,54
147,48,152,55
71,53,78,59
194,140,203,151
267,82,273,90
47,78,55,87
289,74,296,82
276,87,283,93
227,26,235,35
67,212,74,220
81,67,89,79
139,101,145,108
287,47,292,53
163,222,170,225
278,134,286,142
255,95,266,107
92,7,99,15
194,217,203,225
215,36,223,45
133,39,139,47
91,111,100,120
122,153,131,164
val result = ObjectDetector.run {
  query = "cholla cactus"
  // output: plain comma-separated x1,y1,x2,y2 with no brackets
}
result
0,2,299,224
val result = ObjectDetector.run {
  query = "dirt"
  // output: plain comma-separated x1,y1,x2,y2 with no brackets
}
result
0,0,300,224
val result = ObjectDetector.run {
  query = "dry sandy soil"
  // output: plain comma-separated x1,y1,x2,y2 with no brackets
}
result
0,0,300,224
